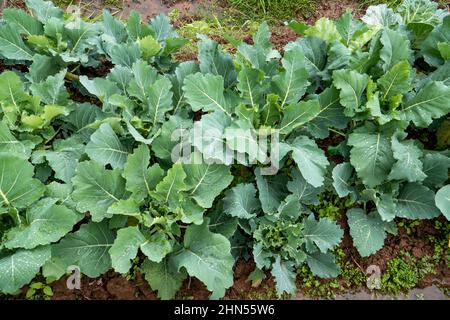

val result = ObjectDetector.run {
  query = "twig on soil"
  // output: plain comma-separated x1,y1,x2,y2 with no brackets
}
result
350,254,365,273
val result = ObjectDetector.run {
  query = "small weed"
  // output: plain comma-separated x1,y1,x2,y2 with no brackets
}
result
357,0,403,8
26,281,53,300
227,0,316,22
397,219,420,235
297,265,340,299
427,220,450,264
243,283,279,299
335,248,366,289
172,9,259,58
380,251,436,295
310,193,353,221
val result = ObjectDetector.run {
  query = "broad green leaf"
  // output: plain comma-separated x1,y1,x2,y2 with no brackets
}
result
223,183,260,219
224,120,268,164
272,46,309,108
42,256,67,281
191,111,233,164
149,14,178,42
0,155,45,209
128,60,158,102
72,161,128,221
108,43,141,68
0,122,34,159
305,18,342,43
284,136,329,188
0,71,31,111
63,19,98,59
141,258,186,300
279,100,321,135
109,226,145,273
333,69,369,117
79,76,120,105
306,252,340,278
287,36,327,79
198,36,237,88
255,168,289,214
25,0,63,23
348,128,395,188
140,232,172,263
401,81,450,127
435,185,450,220
4,198,78,250
150,163,187,210
398,0,440,25
0,246,50,294
303,215,343,253
362,4,401,27
332,162,355,198
28,54,60,83
30,70,69,105
421,15,450,67
170,61,200,109
287,168,323,205
107,66,133,93
237,67,267,108
422,153,450,188
45,136,85,183
139,35,162,58
347,208,386,257
237,22,278,73
65,103,105,141
183,73,231,116
388,133,426,182
123,144,164,201
380,29,412,71
126,11,153,41
152,114,193,160
183,155,233,208
395,183,441,219
437,42,450,61
305,87,348,139
0,25,34,60
145,77,173,126
271,256,296,297
52,221,115,278
377,61,412,100
106,198,140,216
102,10,127,43
208,202,238,238
277,194,302,220
45,182,77,212
172,221,234,299
335,10,365,46
376,193,396,222
86,123,128,169
2,8,43,36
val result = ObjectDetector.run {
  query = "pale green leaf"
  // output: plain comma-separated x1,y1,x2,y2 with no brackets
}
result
0,246,50,294
223,183,260,219
435,185,450,220
172,221,234,299
52,221,115,278
72,161,128,221
86,123,128,169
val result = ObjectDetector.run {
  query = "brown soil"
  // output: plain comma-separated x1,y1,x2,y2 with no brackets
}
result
121,0,207,21
303,0,364,24
317,132,346,163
